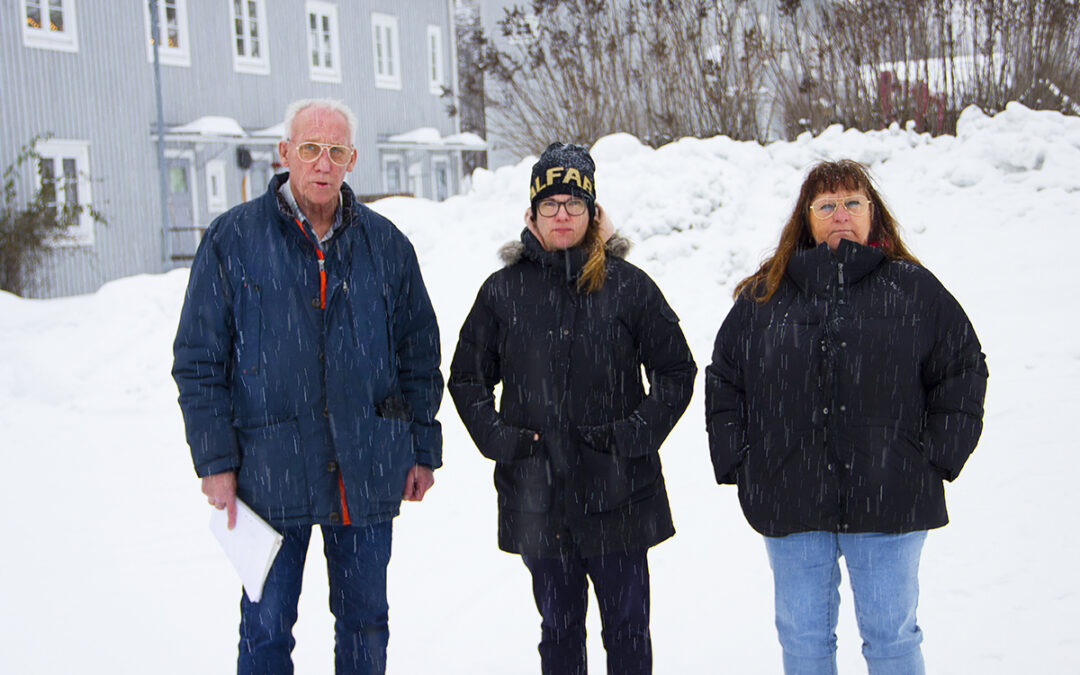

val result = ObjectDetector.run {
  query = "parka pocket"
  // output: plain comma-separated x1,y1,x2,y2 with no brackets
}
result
845,418,936,483
756,427,818,478
579,446,660,514
364,415,414,502
235,418,306,516
495,454,554,513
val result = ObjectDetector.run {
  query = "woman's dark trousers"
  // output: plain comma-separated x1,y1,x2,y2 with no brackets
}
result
522,549,652,675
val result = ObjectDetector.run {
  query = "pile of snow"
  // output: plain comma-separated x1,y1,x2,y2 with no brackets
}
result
2,103,1078,673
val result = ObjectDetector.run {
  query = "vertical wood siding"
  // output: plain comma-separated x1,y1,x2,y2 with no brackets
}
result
1,0,460,298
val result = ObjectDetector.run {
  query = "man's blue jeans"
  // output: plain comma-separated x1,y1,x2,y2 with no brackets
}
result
764,531,927,675
522,549,652,675
237,521,392,675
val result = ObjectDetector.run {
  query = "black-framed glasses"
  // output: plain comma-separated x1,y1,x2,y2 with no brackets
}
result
809,195,871,219
293,140,353,166
537,198,587,217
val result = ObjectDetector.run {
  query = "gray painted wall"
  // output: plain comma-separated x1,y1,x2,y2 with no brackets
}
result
2,0,462,298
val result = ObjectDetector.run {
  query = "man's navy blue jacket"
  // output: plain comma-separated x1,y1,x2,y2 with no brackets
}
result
172,174,442,527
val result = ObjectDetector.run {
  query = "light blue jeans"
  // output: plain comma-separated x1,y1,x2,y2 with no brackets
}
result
764,531,927,675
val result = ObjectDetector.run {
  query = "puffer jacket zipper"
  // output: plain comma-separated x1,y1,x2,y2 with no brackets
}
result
825,259,845,529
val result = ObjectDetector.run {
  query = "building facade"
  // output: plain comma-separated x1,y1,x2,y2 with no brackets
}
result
2,0,482,297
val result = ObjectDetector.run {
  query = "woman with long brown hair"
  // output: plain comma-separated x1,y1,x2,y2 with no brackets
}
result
450,142,696,674
707,159,987,674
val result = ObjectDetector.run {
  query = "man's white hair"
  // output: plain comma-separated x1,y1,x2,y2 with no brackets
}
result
282,98,358,145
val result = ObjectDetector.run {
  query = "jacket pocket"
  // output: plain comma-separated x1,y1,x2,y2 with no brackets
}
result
846,420,937,484
235,418,306,516
495,454,553,513
234,281,261,376
579,446,660,514
364,414,414,502
758,427,818,478
374,393,412,422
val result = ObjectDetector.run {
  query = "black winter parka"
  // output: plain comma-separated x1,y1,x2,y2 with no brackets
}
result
706,240,987,537
449,230,696,558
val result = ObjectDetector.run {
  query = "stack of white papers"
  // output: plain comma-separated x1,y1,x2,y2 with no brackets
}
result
209,499,283,603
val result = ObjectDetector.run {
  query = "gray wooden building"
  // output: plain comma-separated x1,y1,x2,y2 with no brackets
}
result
2,0,484,298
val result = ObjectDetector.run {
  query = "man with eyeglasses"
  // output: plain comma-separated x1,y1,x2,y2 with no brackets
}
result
173,98,443,675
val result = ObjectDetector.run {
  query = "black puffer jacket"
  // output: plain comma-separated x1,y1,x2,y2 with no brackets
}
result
449,229,696,557
706,240,987,537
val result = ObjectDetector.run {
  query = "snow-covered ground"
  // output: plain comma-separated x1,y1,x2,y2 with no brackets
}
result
2,102,1078,673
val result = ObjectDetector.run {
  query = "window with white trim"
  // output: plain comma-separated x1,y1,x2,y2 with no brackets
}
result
432,156,451,201
205,160,227,213
382,155,404,193
244,150,273,202
22,0,79,52
143,0,190,67
230,0,269,75
306,1,341,83
371,13,401,90
426,25,445,95
35,139,94,246
408,161,423,198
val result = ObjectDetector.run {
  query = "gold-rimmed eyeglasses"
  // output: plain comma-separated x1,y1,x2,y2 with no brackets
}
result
810,195,871,219
292,140,353,166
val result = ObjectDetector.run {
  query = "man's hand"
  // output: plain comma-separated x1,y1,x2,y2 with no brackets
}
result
402,465,435,502
202,472,238,530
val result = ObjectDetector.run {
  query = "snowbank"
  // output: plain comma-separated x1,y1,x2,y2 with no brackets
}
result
2,103,1078,673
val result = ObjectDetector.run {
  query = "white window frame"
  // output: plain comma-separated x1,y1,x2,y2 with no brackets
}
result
142,0,190,67
230,0,270,75
431,155,450,201
407,161,423,198
382,155,405,193
426,25,445,95
244,150,274,201
371,13,401,90
205,159,228,213
34,139,93,247
22,0,79,52
305,1,341,83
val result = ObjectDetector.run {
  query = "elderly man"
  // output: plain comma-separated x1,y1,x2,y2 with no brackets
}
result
172,98,443,674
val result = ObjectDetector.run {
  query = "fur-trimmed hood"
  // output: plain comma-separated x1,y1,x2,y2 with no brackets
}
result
498,230,632,266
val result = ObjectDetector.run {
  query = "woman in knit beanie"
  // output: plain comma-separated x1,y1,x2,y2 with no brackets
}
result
449,142,697,674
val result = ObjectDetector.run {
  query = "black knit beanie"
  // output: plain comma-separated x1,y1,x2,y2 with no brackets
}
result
529,142,596,218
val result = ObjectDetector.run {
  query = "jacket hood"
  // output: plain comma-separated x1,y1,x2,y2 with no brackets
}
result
498,228,632,266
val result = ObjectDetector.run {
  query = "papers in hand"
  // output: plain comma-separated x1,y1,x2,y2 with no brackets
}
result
209,499,283,603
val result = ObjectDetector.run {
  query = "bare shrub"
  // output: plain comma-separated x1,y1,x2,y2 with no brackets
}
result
467,0,777,156
461,0,1079,151
0,137,106,296
772,0,1080,137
